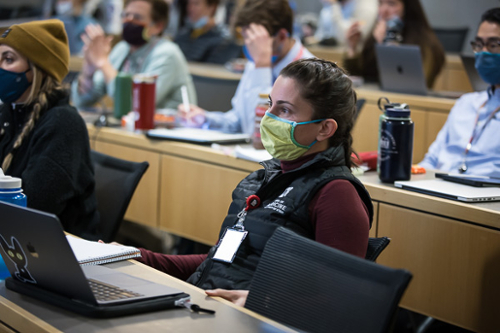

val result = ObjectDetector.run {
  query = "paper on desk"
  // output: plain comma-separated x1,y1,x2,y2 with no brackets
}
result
234,145,272,162
66,236,141,266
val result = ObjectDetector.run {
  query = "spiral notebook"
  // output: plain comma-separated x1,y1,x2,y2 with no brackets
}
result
66,236,141,266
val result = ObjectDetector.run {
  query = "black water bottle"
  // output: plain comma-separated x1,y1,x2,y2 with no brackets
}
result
377,97,414,183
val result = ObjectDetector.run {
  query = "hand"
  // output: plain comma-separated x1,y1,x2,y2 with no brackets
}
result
205,289,249,307
98,240,123,246
242,23,273,68
373,19,387,44
82,24,113,70
346,21,362,57
177,103,206,128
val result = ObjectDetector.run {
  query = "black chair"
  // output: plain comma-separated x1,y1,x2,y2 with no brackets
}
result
366,236,391,262
245,227,412,333
191,74,239,111
91,150,149,243
433,27,469,53
355,98,366,123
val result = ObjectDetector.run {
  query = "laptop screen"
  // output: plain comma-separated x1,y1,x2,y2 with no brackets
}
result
375,44,428,96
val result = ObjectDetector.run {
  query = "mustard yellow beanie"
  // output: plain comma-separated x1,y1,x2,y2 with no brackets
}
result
0,19,70,83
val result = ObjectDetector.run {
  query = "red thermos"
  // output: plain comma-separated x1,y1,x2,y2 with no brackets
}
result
132,74,156,130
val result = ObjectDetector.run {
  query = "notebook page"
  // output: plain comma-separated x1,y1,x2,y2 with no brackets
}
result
66,236,141,266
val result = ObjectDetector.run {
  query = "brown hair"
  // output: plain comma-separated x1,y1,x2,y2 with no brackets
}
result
233,0,293,36
401,0,445,82
125,0,169,28
206,0,220,17
280,59,357,169
1,65,64,171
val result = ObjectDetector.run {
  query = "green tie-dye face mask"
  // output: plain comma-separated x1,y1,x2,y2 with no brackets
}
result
260,111,325,161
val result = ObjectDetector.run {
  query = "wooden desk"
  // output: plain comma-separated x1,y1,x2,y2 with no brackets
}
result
87,125,260,245
87,126,500,332
0,260,293,332
73,53,458,163
307,46,473,93
182,61,457,164
359,172,500,333
353,87,456,163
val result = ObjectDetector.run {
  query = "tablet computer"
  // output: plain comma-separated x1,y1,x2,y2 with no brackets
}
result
147,128,251,145
435,173,500,187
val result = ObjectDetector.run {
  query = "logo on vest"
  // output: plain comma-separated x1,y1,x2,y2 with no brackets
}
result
279,187,293,198
265,187,293,214
264,199,287,214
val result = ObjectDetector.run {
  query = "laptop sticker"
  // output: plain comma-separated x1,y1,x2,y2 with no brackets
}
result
0,234,36,284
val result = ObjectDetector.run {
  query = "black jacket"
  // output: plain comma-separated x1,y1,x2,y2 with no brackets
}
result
187,146,373,290
0,90,100,240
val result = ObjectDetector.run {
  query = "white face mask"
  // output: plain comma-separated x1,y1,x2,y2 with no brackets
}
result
56,1,73,16
190,16,209,29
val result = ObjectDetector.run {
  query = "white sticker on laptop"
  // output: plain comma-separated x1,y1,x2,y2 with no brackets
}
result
212,228,248,263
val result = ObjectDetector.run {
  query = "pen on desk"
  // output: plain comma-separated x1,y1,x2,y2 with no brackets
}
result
181,85,190,114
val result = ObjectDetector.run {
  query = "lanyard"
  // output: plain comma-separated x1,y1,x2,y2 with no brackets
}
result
233,195,261,231
459,100,500,173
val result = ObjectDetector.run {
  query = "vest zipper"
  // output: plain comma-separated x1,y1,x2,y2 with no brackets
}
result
195,252,214,288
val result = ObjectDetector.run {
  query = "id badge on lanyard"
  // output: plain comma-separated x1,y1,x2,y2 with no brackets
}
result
212,228,248,263
212,195,260,263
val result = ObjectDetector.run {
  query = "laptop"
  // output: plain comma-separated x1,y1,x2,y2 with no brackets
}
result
394,179,500,202
147,127,251,144
0,201,189,317
375,44,428,96
460,54,489,91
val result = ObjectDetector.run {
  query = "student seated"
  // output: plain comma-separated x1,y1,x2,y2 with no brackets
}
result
0,20,100,240
419,8,500,177
174,0,241,64
178,0,315,136
71,0,197,110
138,58,372,306
343,0,445,88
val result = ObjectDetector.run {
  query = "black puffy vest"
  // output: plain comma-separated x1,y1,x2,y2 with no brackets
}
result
186,146,373,290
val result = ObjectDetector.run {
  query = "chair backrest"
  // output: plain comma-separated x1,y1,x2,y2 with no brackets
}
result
245,227,412,333
355,98,366,123
433,27,469,53
366,236,391,262
90,150,149,242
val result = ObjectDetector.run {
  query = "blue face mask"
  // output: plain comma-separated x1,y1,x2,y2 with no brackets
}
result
242,45,279,64
0,68,31,104
191,16,209,29
475,51,500,85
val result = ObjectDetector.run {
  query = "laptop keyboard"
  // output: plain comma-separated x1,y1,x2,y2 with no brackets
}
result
88,279,144,302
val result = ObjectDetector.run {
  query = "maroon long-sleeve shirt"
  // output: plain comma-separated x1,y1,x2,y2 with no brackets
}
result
137,153,370,281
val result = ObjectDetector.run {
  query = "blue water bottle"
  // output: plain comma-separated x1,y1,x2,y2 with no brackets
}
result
377,98,414,183
0,168,27,280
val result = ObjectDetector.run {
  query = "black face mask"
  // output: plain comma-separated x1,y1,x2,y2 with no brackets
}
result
122,22,148,47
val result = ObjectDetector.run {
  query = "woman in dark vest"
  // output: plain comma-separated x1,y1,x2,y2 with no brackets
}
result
137,58,373,305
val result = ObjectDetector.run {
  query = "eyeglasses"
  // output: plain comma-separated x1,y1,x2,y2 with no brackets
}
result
470,38,500,53
121,12,145,22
